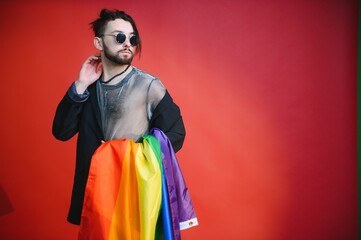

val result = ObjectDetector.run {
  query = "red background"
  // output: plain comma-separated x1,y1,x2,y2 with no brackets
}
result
0,0,358,239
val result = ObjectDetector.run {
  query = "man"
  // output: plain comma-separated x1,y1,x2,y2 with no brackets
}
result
52,9,185,225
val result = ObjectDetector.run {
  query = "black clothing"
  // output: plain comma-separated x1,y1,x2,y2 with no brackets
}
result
52,80,185,225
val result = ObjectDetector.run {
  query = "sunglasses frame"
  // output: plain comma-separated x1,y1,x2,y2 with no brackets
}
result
100,32,138,46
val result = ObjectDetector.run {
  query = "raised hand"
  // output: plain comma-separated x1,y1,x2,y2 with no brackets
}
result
75,54,103,94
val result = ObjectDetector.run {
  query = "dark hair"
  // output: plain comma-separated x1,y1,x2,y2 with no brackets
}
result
90,9,142,55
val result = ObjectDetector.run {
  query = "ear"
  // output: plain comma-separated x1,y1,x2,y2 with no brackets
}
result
94,37,103,51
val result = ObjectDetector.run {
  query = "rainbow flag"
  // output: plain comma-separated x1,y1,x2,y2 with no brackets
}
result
78,129,197,240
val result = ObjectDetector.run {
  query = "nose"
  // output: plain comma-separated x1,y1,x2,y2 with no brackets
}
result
123,36,131,47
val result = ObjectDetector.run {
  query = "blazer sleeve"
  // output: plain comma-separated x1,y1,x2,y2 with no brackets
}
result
149,91,186,152
52,92,85,141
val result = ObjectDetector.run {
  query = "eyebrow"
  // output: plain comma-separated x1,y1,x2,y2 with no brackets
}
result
111,30,135,35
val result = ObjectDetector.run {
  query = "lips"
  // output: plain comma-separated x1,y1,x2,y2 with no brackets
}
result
120,49,132,54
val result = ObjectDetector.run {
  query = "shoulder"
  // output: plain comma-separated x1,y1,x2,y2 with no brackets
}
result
133,67,160,83
132,67,166,92
133,66,155,78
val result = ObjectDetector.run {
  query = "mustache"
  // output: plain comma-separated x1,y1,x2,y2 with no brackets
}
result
120,48,133,54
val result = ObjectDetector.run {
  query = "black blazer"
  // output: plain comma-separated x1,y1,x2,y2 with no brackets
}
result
52,82,185,224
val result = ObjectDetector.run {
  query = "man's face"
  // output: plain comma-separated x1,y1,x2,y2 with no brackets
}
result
101,19,136,65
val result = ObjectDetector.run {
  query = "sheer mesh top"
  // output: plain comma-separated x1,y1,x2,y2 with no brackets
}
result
97,67,166,141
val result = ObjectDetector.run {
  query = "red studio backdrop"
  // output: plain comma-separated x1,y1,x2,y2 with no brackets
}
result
0,0,358,239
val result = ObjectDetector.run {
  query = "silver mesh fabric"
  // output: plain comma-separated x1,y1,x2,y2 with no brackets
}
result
97,67,166,141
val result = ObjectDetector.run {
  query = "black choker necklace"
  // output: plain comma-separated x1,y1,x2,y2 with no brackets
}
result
101,65,131,84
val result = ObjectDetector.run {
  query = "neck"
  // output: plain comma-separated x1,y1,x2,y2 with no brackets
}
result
101,58,132,85
102,60,129,77
102,64,131,85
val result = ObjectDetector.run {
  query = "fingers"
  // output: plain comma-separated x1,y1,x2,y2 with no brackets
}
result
90,54,102,74
86,54,101,64
78,53,103,83
96,62,103,73
81,54,102,75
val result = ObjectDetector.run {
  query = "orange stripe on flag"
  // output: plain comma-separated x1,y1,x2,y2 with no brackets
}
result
109,141,140,239
78,140,128,240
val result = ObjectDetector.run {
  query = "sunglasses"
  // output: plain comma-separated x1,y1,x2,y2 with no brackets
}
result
100,32,138,46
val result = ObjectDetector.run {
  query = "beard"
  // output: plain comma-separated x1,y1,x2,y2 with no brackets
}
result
103,43,134,65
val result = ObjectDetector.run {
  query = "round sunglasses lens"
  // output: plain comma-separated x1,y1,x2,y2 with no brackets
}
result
130,36,138,46
115,33,126,44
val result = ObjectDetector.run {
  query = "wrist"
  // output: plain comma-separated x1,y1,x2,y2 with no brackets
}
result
67,82,89,103
74,80,89,94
